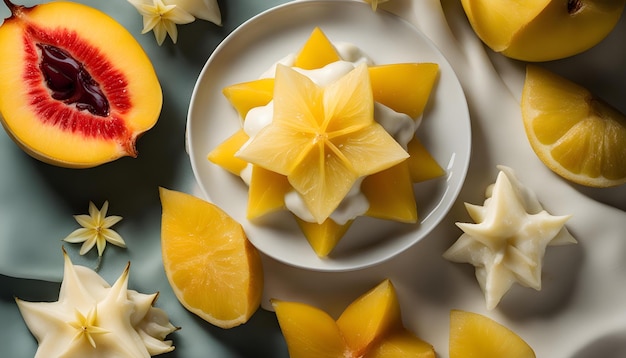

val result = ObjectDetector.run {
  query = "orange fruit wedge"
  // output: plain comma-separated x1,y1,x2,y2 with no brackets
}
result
293,27,341,70
272,279,435,358
159,187,264,328
521,64,626,187
449,310,535,358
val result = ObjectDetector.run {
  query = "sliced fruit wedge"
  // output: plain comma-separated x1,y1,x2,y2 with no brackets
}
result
159,188,263,328
0,1,161,168
222,78,274,119
369,63,439,119
294,26,341,70
449,310,535,358
272,280,435,358
362,162,418,223
295,217,353,257
207,129,250,175
521,64,626,187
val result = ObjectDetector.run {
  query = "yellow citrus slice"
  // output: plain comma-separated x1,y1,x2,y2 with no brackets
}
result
159,187,264,328
521,64,626,187
449,310,535,358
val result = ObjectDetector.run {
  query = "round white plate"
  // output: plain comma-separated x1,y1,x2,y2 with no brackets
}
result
187,0,471,271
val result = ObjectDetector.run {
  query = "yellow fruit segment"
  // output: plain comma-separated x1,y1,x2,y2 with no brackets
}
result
521,64,626,187
222,78,274,119
449,310,535,358
362,162,418,223
272,300,347,358
207,129,249,175
159,187,263,328
369,63,439,119
247,166,290,219
337,279,403,354
295,217,353,257
272,280,434,358
407,136,445,182
366,330,436,358
294,27,341,70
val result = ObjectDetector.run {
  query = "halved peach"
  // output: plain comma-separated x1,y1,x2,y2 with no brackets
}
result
0,1,161,168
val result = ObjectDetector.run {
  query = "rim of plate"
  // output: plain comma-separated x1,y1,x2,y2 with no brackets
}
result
186,0,471,272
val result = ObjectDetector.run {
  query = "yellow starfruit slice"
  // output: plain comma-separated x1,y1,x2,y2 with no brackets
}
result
237,64,408,223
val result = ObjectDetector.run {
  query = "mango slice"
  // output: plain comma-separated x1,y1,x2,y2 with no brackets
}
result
273,279,435,358
369,63,439,119
407,136,445,182
247,166,290,219
362,162,418,223
222,78,274,119
295,217,353,257
294,27,341,70
207,129,249,175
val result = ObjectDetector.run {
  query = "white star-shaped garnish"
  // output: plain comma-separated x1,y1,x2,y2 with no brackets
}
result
16,251,177,357
63,201,126,268
68,307,109,348
128,0,195,45
443,166,576,310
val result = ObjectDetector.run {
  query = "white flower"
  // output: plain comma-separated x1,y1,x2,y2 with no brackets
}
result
63,201,126,258
128,0,221,45
128,0,195,45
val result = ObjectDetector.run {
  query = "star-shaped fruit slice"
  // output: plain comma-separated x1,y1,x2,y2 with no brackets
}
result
272,279,435,358
237,63,409,223
443,166,576,309
15,250,176,357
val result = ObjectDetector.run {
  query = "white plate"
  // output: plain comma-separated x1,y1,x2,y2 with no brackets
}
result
187,0,471,271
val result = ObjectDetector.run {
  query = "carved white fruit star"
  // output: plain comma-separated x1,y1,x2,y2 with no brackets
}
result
63,201,126,267
128,0,221,45
16,251,177,357
443,166,576,310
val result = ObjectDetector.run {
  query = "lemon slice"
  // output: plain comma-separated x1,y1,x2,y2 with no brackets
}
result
521,64,626,187
159,188,263,328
